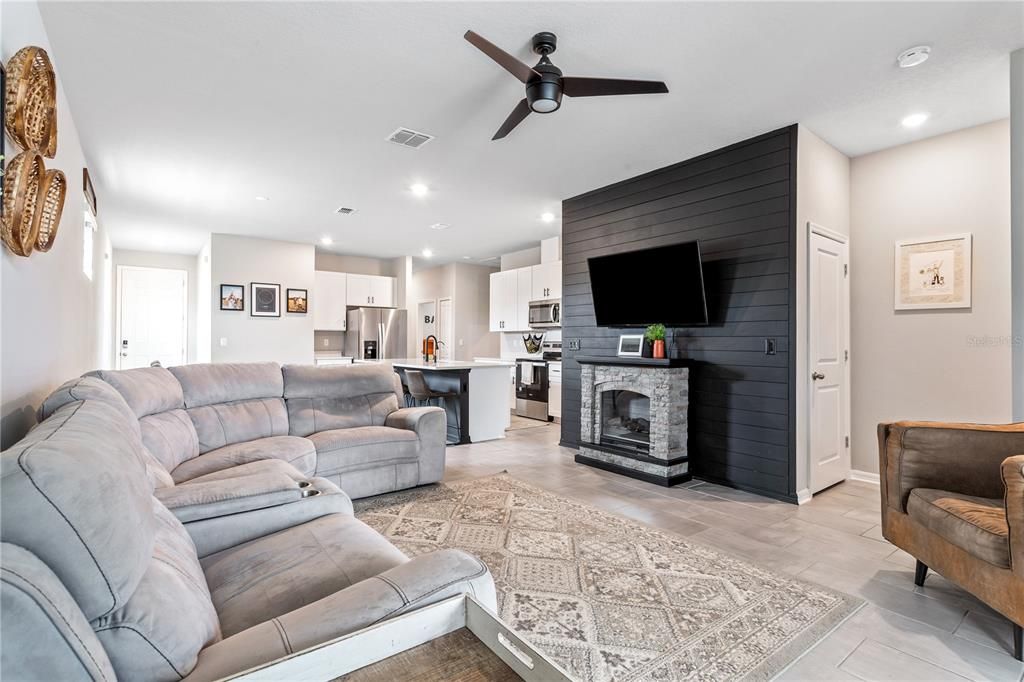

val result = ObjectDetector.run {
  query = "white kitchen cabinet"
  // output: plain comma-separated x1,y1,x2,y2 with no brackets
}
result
313,271,347,331
489,270,518,332
531,261,561,300
346,274,395,307
370,276,394,307
515,268,533,330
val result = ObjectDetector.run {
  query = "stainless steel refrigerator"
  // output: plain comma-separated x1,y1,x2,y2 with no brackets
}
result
344,308,408,360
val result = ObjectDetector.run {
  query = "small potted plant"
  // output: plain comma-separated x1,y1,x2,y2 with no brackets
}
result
645,323,667,359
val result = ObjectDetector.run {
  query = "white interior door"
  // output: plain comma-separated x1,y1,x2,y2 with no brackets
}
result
117,266,188,369
809,228,851,493
438,297,453,359
417,300,437,355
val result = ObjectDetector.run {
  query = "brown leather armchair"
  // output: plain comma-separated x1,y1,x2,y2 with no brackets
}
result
878,421,1024,661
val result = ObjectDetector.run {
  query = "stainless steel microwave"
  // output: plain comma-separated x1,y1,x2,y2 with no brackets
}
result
528,299,560,329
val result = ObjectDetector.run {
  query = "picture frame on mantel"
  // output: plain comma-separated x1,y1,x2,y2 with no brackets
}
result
250,282,281,317
894,233,972,310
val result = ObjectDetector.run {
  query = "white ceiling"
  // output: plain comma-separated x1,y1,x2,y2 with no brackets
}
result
39,1,1023,260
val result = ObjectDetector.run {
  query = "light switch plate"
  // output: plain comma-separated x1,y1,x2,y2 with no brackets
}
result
219,338,228,347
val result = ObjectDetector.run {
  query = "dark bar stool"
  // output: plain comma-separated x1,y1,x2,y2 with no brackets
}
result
404,370,461,444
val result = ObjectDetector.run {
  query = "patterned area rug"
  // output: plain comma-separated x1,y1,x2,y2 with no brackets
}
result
354,474,862,681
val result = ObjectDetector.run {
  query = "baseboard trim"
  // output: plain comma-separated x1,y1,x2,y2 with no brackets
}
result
796,488,812,505
848,469,880,485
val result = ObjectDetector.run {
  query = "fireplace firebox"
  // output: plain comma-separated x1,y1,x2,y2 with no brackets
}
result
600,390,651,453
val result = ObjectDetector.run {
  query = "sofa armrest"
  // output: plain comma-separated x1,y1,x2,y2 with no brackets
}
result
155,471,305,523
879,421,1024,512
1003,455,1024,576
183,549,495,682
185,477,354,557
385,405,446,435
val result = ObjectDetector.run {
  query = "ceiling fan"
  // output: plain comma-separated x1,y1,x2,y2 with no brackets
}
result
464,30,669,140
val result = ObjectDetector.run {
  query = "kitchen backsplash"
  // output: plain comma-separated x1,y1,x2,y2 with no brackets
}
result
314,330,346,351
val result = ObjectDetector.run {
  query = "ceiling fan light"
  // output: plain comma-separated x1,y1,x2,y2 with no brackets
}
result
531,98,559,113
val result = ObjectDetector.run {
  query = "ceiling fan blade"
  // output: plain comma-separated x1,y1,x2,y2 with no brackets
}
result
465,30,540,84
562,77,669,97
492,98,531,140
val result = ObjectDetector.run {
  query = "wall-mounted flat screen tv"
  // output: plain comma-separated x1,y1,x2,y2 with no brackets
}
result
587,241,709,327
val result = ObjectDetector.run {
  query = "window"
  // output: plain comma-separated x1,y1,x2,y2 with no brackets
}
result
83,207,97,280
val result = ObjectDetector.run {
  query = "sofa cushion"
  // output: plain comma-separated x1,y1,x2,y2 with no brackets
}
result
283,364,401,437
40,376,141,435
309,426,419,477
186,398,290,453
171,436,316,483
93,501,220,681
200,514,407,637
140,408,200,472
1,543,117,682
0,397,155,622
185,458,309,484
87,367,185,418
170,362,284,408
907,488,1010,568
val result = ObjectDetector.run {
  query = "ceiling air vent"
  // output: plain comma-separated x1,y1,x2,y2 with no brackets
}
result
335,207,357,215
386,127,434,149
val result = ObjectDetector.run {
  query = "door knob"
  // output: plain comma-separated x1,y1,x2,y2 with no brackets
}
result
811,371,826,381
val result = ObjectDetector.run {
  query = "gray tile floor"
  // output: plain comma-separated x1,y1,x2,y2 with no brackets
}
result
444,419,1024,681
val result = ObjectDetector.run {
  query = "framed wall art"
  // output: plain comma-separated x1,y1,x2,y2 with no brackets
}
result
250,282,280,317
894,233,972,310
286,288,308,314
220,284,244,311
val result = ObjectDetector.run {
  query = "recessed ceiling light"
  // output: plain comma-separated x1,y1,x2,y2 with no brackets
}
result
462,255,472,259
897,45,931,69
430,223,450,230
422,248,433,258
255,196,270,201
540,212,556,223
320,236,333,245
410,183,429,197
901,112,929,128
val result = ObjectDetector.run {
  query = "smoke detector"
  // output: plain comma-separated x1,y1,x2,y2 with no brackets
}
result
386,127,435,149
897,46,931,68
335,206,357,215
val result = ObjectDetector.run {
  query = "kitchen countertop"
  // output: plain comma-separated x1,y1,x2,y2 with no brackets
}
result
391,359,515,370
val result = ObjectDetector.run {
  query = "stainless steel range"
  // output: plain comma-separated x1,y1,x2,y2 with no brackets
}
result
514,340,561,421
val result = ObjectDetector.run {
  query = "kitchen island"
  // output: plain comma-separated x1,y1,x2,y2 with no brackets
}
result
390,359,514,444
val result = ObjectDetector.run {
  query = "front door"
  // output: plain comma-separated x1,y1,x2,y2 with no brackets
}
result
809,229,850,493
116,266,188,369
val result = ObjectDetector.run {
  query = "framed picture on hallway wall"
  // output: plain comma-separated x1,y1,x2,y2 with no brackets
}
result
220,284,244,311
250,282,281,317
286,288,308,313
894,233,972,310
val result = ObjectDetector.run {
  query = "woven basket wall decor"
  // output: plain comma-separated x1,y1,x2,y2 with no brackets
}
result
1,151,45,257
4,46,57,157
32,169,67,252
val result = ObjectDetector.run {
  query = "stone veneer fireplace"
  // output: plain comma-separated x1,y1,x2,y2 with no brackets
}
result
577,359,690,486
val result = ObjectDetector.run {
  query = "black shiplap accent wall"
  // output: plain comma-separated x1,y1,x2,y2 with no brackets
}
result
560,126,798,501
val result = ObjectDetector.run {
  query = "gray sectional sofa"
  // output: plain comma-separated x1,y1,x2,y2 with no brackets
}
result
1,363,492,681
87,361,446,499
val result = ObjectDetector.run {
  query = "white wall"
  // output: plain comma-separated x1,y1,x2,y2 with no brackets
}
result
112,249,199,364
1,1,113,448
850,120,1013,473
453,263,500,360
209,234,314,364
795,126,851,494
196,239,212,362
1011,49,1024,421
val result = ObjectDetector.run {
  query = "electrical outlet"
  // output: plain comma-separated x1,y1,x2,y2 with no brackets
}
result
219,338,228,347
322,338,329,347
764,338,777,355
567,338,581,351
